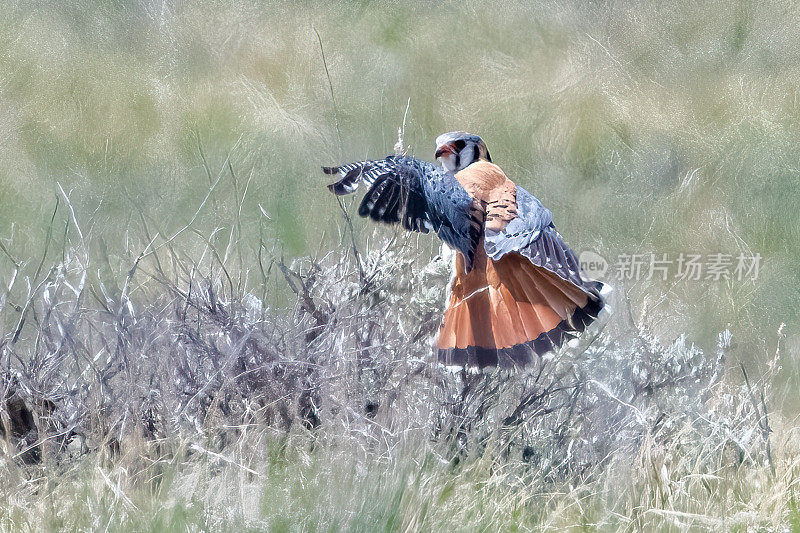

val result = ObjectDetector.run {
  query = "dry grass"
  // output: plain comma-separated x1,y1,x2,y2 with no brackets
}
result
0,175,796,531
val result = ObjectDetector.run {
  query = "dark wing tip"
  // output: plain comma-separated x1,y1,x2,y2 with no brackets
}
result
463,251,474,274
324,165,359,196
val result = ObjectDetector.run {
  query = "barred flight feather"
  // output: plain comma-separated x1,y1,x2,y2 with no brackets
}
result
323,155,481,271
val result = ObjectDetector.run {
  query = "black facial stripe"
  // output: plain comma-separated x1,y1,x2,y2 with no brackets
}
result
472,144,479,163
454,153,460,169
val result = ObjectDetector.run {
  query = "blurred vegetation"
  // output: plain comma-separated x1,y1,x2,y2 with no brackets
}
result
1,0,799,356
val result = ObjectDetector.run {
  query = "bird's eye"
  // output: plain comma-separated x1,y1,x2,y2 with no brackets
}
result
453,140,466,151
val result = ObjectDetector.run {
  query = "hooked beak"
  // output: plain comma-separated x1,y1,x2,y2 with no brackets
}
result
434,143,454,159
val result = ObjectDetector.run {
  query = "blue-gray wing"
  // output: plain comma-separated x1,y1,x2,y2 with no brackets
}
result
323,155,482,271
485,186,600,295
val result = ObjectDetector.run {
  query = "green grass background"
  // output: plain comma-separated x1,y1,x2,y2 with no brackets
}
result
1,0,799,352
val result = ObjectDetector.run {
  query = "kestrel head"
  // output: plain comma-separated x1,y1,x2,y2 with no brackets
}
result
434,131,491,172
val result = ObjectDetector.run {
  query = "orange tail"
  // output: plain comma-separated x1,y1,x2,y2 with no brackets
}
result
438,248,604,369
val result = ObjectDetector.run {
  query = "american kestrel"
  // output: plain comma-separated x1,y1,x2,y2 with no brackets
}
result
323,132,606,368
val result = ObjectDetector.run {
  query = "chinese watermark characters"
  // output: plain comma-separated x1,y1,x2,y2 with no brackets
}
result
579,251,761,282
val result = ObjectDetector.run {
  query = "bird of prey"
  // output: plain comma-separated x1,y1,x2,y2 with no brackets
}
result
323,132,606,369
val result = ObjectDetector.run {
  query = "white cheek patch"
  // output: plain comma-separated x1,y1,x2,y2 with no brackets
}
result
456,142,477,171
438,154,457,172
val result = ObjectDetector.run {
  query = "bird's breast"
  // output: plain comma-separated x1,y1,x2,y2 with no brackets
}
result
455,161,518,233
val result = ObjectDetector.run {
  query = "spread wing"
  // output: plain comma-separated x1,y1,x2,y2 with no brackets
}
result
323,155,483,271
484,186,602,296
